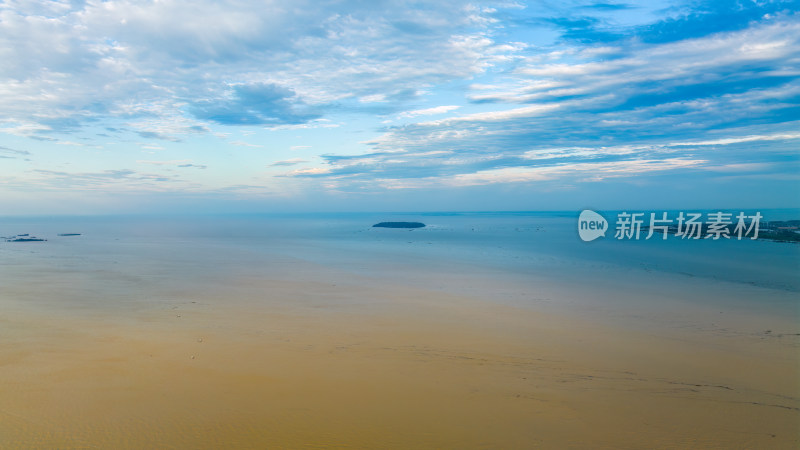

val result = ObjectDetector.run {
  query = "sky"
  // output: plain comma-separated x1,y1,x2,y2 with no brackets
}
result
0,0,798,214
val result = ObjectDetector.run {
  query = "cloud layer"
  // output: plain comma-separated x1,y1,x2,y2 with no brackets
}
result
1,0,798,211
0,0,509,139
284,2,800,192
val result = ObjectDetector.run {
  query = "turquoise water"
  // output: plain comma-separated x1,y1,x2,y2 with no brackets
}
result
1,211,798,315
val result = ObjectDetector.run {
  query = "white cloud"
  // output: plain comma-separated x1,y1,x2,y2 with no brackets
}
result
417,103,561,126
474,19,800,110
668,132,800,147
414,158,707,188
398,105,461,118
230,141,264,147
269,158,308,167
284,167,331,176
359,94,387,103
0,0,518,137
0,121,51,137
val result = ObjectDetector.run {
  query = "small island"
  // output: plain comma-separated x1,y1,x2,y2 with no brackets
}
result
58,233,82,236
372,222,426,229
5,235,47,242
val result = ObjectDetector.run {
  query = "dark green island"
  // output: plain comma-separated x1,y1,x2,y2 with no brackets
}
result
372,222,426,229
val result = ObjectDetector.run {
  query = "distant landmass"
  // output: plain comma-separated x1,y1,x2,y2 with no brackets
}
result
4,235,47,242
641,220,800,243
1,232,82,242
372,222,426,229
758,220,800,242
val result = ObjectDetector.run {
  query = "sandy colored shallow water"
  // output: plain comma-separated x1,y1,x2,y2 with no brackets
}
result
0,227,798,449
1,273,798,449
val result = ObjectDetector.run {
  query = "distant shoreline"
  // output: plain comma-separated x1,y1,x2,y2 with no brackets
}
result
641,219,800,243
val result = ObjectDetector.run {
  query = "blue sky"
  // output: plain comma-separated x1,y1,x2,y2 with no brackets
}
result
1,0,798,214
